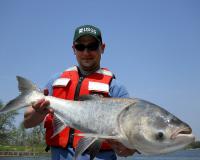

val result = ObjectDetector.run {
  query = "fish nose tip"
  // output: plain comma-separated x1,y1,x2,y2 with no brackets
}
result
181,127,192,134
170,126,193,139
188,126,192,134
180,122,193,134
183,123,192,134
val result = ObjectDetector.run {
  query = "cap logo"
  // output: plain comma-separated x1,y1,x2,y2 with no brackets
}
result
79,27,97,35
74,25,102,43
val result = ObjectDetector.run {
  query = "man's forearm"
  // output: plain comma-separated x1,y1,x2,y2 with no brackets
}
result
23,99,51,128
23,106,46,128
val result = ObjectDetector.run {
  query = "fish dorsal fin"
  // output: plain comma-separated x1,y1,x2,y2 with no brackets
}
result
78,95,103,101
51,113,67,138
16,76,40,93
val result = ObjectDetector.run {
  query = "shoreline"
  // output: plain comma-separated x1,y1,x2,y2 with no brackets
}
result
0,151,50,157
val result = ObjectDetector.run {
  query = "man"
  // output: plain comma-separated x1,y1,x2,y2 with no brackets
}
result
24,25,137,160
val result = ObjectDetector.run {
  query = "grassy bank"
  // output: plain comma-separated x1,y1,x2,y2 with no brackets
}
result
0,145,48,153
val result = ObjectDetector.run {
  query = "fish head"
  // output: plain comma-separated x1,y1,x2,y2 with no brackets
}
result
118,99,195,155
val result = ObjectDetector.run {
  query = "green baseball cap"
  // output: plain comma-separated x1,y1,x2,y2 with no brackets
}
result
73,25,102,43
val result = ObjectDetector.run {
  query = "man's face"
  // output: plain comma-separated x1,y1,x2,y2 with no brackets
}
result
72,35,105,71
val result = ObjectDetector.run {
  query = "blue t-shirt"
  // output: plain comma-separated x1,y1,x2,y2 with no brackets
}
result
45,73,129,98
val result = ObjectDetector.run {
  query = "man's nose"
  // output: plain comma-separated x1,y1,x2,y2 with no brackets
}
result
82,48,91,55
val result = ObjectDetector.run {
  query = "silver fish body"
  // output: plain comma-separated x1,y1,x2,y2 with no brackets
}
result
0,76,195,158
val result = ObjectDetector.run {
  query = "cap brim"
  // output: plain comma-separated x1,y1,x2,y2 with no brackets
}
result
74,33,101,43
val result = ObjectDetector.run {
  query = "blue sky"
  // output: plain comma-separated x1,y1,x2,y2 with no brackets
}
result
0,0,200,140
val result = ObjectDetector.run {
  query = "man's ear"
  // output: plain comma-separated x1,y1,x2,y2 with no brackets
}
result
72,45,76,54
101,43,106,54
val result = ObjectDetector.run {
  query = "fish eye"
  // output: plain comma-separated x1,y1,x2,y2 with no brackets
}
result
155,131,164,140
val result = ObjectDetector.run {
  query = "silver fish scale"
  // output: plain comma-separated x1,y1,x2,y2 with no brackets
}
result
62,98,134,135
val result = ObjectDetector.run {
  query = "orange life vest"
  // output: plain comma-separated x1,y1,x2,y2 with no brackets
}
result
44,66,114,149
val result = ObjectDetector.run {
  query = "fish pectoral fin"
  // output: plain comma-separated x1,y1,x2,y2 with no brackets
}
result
74,133,119,140
87,139,102,160
75,137,102,160
51,113,67,138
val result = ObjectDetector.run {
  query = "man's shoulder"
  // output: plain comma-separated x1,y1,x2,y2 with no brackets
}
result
99,68,114,77
109,79,129,98
45,73,61,95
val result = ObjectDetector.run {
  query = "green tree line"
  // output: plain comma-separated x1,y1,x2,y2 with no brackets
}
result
0,101,46,152
187,141,200,149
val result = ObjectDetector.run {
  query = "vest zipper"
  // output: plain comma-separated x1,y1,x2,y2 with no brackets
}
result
74,76,84,100
68,76,84,147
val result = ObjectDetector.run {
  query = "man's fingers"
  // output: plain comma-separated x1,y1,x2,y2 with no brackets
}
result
107,140,138,157
40,100,51,114
40,100,50,109
49,108,54,114
32,99,50,114
32,99,45,109
116,148,137,157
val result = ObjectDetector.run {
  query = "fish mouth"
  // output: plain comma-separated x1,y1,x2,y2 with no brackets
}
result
170,127,193,140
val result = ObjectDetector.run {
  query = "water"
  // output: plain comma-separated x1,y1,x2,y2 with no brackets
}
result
0,156,50,160
119,149,200,160
0,149,199,160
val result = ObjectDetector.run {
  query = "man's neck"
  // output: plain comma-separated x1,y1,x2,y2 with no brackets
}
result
78,65,100,76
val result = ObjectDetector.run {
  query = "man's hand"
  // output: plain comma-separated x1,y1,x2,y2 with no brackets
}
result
32,98,52,115
32,88,52,115
107,140,138,157
24,89,52,128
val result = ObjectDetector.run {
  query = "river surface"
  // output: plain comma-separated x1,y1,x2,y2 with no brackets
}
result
0,149,199,160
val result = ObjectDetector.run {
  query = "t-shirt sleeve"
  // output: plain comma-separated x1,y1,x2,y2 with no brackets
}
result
44,73,61,96
109,79,130,98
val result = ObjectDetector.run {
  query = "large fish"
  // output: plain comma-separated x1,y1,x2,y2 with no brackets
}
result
0,76,195,159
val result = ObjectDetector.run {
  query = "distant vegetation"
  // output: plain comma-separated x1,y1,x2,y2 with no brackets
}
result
187,141,200,149
0,101,46,152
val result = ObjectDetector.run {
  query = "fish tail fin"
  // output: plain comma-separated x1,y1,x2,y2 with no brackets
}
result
16,76,40,93
0,76,42,113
